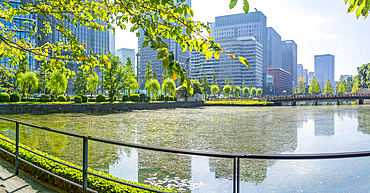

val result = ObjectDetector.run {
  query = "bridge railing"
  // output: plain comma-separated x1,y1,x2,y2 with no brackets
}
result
272,93,370,101
1,116,370,193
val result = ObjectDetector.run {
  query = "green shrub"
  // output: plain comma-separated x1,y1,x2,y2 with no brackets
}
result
9,93,21,102
78,94,88,103
156,94,165,101
57,95,67,102
130,94,140,102
0,134,173,193
96,94,106,102
164,96,170,101
74,96,82,103
0,93,10,102
50,94,55,101
174,97,177,101
39,95,50,102
139,92,146,102
88,98,95,102
21,98,38,102
66,95,71,102
122,95,129,101
146,96,150,102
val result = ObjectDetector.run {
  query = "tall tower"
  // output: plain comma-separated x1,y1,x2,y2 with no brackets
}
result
267,27,282,69
314,54,335,90
281,40,297,88
137,0,191,89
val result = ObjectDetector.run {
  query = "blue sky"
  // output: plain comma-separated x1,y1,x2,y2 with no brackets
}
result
115,0,370,80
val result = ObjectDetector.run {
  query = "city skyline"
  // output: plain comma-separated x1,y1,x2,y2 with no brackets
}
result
115,0,370,81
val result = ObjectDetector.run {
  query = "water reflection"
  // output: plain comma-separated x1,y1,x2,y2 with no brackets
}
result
1,106,370,192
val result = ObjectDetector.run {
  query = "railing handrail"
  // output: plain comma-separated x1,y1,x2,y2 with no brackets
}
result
2,115,370,193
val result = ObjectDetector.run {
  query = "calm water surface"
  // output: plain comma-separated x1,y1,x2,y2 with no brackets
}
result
1,106,370,192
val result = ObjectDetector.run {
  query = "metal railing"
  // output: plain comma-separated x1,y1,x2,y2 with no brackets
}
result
272,93,370,101
1,116,370,193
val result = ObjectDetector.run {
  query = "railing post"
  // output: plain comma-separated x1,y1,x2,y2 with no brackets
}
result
233,157,240,193
15,122,19,175
83,136,88,193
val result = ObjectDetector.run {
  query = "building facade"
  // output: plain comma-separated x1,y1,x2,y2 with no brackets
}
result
0,0,36,71
303,69,308,84
281,40,297,88
212,11,268,84
267,27,282,69
314,54,335,90
297,64,303,80
308,71,315,86
268,66,292,95
116,48,136,72
190,37,263,89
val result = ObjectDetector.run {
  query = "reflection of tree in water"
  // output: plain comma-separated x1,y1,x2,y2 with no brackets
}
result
357,107,370,135
202,108,298,184
0,113,133,173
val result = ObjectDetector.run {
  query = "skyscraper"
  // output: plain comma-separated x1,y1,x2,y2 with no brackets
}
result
116,48,136,69
190,37,263,89
297,64,303,80
212,11,268,84
137,0,191,89
37,14,115,94
0,0,36,71
267,27,282,69
303,69,308,84
314,54,335,90
281,40,297,87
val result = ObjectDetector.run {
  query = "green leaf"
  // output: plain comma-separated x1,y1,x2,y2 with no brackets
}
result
243,0,250,14
162,58,170,69
142,40,149,48
229,0,238,9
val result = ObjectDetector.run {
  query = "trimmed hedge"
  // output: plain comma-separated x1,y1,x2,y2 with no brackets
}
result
21,98,38,102
50,94,55,101
39,95,50,102
78,94,88,103
57,95,67,102
0,134,174,193
96,94,106,102
156,94,164,101
139,92,146,102
66,96,71,102
122,95,129,102
10,93,21,102
130,94,140,102
0,93,10,102
74,96,82,103
88,98,95,102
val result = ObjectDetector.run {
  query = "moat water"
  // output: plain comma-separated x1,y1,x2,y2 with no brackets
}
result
1,106,370,192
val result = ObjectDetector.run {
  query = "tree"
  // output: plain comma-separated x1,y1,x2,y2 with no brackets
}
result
234,86,241,98
309,76,321,95
162,78,176,96
357,63,370,88
323,79,334,94
225,77,229,85
191,79,203,95
256,88,263,98
297,77,306,94
223,85,231,98
73,66,88,95
87,73,100,98
211,85,219,97
242,80,246,89
251,87,257,97
203,71,210,99
340,75,347,92
346,76,354,92
352,78,359,93
153,68,158,80
231,77,235,96
102,52,125,103
16,71,38,98
145,79,160,100
46,72,68,97
337,81,346,94
145,61,153,82
243,87,250,98
122,57,137,97
212,72,217,85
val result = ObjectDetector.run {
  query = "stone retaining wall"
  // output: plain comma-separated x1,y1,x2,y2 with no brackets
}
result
0,102,204,115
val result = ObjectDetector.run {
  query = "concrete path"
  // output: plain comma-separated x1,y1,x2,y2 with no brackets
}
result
0,157,63,193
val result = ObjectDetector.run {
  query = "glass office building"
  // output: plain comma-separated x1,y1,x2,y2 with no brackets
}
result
314,54,335,90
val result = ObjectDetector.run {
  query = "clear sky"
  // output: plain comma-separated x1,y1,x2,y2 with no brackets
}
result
115,0,370,81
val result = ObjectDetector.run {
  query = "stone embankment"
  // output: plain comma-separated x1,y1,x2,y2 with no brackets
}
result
0,102,203,114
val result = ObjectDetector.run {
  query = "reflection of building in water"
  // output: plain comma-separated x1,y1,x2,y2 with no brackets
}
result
206,110,298,184
314,114,335,136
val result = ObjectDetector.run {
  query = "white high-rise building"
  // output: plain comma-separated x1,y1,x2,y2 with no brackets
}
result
314,54,335,89
267,27,282,69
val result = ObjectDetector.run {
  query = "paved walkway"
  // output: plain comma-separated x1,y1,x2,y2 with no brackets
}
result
0,157,63,193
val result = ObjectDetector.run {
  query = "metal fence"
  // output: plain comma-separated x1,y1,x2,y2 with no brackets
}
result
1,116,370,193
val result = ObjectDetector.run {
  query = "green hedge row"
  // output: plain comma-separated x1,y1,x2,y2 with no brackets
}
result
0,134,173,193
